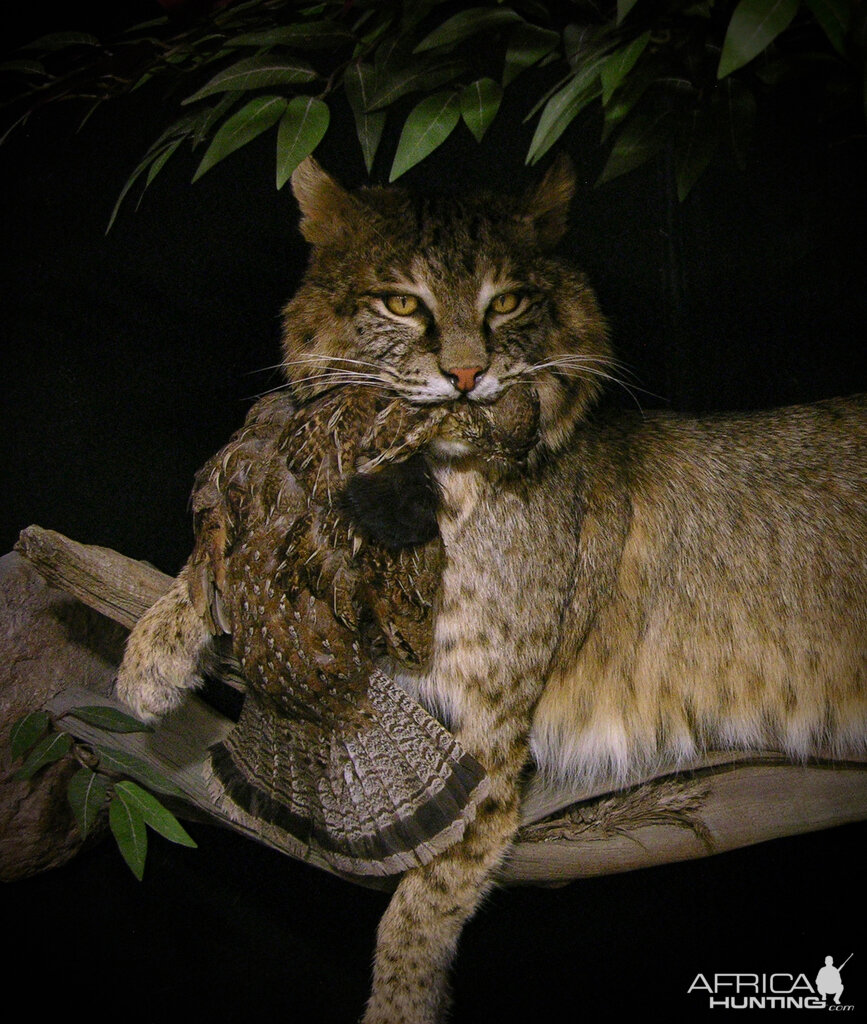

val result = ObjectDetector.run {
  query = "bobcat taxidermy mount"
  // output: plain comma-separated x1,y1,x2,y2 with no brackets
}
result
117,154,867,1024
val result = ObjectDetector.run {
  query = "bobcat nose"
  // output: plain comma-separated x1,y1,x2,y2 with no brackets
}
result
446,366,485,393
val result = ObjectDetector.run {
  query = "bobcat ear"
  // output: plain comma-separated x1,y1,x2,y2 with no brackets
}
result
291,157,357,247
520,153,576,248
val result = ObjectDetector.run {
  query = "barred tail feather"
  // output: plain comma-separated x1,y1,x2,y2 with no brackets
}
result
205,672,489,877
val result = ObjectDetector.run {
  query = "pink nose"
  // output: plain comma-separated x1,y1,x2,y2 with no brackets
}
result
447,366,485,393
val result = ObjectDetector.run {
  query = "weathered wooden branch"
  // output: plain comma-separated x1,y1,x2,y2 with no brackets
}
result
4,525,866,887
15,525,171,630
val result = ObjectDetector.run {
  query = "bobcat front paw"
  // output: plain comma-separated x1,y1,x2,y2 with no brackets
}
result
114,572,213,723
115,649,193,724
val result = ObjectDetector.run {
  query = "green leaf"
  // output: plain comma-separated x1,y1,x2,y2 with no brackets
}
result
22,32,100,51
373,30,409,72
67,767,109,838
717,0,800,79
214,0,268,21
344,61,387,173
94,745,185,797
275,96,330,189
68,706,154,733
190,94,241,148
413,7,522,53
600,32,651,105
674,108,718,200
502,23,560,86
365,59,465,111
601,57,658,140
523,69,574,122
109,788,147,880
107,138,183,234
617,0,642,22
0,59,47,75
803,0,852,55
182,56,316,105
107,160,153,233
400,0,453,31
0,111,30,147
146,113,203,153
146,138,183,187
14,731,72,780
509,0,551,18
193,96,288,182
114,781,197,848
76,100,103,134
598,109,669,184
10,711,50,759
460,78,503,143
121,16,169,34
389,91,461,182
563,23,608,69
232,22,354,49
355,11,394,52
130,71,153,93
526,69,602,165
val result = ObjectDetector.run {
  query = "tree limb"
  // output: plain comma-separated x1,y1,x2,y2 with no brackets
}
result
8,524,867,888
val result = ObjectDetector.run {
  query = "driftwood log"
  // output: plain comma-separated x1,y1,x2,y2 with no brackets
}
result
3,524,866,886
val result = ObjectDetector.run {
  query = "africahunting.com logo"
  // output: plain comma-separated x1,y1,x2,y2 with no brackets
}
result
687,954,855,1010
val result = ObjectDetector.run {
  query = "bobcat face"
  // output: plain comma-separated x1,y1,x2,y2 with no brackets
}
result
352,269,540,407
349,259,556,460
281,158,611,461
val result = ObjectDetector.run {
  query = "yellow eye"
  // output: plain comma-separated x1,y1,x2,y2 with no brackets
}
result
384,294,419,316
490,292,520,315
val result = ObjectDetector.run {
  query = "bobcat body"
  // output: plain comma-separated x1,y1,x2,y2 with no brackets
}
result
117,156,867,1024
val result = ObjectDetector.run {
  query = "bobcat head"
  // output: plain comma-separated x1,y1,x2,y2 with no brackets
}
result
281,156,611,462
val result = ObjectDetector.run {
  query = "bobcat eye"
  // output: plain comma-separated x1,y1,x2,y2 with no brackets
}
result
384,294,419,316
490,292,520,315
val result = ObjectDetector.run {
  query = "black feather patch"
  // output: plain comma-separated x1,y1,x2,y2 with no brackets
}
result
340,453,440,549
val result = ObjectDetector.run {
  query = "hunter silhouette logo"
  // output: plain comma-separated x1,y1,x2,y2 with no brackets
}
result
687,953,855,1010
816,955,853,1007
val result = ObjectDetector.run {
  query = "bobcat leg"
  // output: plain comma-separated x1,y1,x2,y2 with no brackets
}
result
115,564,212,722
363,704,531,1024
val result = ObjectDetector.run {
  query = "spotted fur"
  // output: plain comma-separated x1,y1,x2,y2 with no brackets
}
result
119,157,867,1024
283,159,865,1024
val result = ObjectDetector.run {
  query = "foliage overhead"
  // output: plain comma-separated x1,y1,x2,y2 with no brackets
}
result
1,0,864,225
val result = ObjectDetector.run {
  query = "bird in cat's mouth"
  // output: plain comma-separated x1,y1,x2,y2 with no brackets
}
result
430,386,541,465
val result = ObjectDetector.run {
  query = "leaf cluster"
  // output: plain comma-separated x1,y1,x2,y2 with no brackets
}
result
1,0,864,224
9,706,196,880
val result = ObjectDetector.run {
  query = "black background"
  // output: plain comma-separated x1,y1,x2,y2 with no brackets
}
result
2,4,865,1021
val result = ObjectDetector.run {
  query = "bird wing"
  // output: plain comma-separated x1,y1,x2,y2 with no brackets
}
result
191,386,489,876
187,391,304,634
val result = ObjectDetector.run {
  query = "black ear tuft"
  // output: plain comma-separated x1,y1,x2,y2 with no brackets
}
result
339,455,440,550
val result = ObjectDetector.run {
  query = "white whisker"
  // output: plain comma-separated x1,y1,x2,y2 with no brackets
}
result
550,357,644,385
512,354,659,412
245,369,402,402
245,381,293,400
293,354,390,371
244,361,290,376
280,354,418,388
